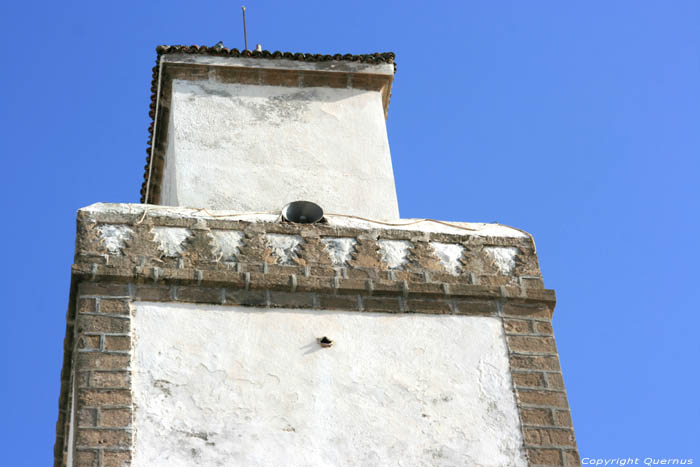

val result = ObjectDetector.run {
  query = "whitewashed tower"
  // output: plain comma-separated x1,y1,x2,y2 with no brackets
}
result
55,45,580,467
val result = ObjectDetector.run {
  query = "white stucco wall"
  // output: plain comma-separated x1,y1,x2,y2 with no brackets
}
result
160,79,400,220
131,303,526,467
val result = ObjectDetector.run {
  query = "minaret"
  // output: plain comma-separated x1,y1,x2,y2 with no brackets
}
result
55,45,580,467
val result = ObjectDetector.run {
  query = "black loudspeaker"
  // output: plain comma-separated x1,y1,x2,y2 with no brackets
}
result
281,201,324,224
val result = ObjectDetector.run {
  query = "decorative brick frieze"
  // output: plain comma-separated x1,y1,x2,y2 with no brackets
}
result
76,207,543,286
55,206,579,466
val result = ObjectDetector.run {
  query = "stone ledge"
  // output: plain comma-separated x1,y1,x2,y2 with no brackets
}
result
79,203,531,239
70,264,556,308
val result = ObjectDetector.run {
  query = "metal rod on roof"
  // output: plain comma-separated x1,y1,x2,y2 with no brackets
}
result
241,6,248,51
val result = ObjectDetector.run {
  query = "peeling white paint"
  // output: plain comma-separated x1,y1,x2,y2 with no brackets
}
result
151,227,192,257
484,247,519,275
210,230,245,262
97,224,132,255
131,303,527,467
80,204,530,239
431,242,465,275
266,234,303,265
321,237,357,266
378,239,411,269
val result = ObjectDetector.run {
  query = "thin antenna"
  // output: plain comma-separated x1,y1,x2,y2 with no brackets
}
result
241,6,248,51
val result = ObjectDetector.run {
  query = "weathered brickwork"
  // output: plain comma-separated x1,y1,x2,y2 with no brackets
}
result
55,206,579,466
504,303,580,466
55,286,133,467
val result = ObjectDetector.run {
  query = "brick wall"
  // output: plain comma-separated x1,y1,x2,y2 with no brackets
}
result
54,205,580,466
504,303,580,466
56,284,134,467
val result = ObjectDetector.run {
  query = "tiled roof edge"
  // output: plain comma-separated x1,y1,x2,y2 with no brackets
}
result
140,45,396,203
158,44,396,66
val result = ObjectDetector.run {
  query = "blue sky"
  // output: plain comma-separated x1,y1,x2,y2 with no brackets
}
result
1,1,699,464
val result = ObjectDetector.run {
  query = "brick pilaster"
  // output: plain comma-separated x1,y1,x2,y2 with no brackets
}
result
72,289,133,467
502,303,580,466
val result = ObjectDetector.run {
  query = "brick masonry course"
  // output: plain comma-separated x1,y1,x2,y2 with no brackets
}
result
55,208,579,466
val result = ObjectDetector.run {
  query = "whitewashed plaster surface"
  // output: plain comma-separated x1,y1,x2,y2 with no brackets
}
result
80,204,530,239
484,246,519,275
159,80,400,220
130,303,527,467
151,227,192,257
321,237,357,266
210,230,245,262
431,242,465,275
96,224,133,255
266,234,303,265
377,239,411,269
